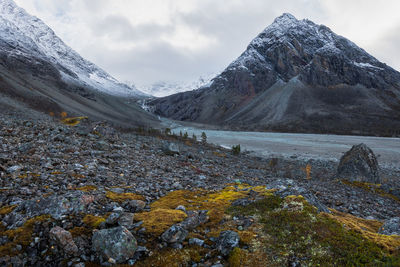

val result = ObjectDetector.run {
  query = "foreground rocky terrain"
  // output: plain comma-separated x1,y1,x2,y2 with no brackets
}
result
0,107,399,266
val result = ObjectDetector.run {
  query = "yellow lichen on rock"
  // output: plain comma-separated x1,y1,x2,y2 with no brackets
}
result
134,208,187,236
105,191,145,202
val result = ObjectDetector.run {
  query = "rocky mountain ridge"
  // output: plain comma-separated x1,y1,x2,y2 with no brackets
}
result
151,13,400,136
0,0,144,97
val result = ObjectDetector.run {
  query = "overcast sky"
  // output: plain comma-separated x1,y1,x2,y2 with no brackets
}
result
14,0,400,86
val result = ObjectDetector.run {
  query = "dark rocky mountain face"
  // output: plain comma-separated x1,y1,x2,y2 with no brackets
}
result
151,13,400,136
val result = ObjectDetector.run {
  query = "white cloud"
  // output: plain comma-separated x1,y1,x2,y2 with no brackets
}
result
13,0,400,85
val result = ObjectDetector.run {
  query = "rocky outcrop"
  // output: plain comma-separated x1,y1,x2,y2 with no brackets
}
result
150,13,400,136
337,144,381,184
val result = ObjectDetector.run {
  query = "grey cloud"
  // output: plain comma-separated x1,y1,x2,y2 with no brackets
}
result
91,15,173,42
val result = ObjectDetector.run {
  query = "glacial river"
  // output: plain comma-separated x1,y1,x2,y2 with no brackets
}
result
172,125,400,169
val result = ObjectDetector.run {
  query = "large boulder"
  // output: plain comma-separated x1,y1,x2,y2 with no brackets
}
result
92,226,137,264
337,144,381,184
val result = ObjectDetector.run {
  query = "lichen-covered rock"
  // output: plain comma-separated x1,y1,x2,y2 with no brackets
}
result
21,192,95,220
161,224,188,244
215,231,240,256
267,179,330,213
92,226,137,264
379,217,400,236
49,226,78,255
337,143,381,184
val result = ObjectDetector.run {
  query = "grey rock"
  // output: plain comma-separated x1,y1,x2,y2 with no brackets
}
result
161,225,188,244
162,142,180,156
215,230,240,256
118,213,135,228
180,210,209,230
105,212,121,225
22,191,94,220
7,165,22,173
189,238,205,247
337,144,381,184
92,226,137,264
379,217,400,236
123,200,146,212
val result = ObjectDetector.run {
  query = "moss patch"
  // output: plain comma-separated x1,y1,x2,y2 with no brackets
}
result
82,215,106,229
0,205,17,215
76,185,97,192
342,180,400,202
323,210,400,253
105,191,145,202
134,209,187,236
134,246,207,267
227,194,400,266
0,215,51,257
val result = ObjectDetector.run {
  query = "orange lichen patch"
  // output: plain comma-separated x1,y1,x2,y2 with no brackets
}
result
0,205,17,215
134,209,187,236
0,215,51,257
323,210,400,252
82,215,106,229
60,112,68,118
61,116,88,126
76,185,97,192
105,191,145,202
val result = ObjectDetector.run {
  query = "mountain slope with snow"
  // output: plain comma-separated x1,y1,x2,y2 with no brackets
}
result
0,0,144,96
0,0,159,128
150,13,400,136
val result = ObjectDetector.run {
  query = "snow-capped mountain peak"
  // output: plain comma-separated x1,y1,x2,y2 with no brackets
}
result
0,0,145,97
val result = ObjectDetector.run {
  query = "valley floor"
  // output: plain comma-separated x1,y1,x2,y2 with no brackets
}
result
0,108,399,266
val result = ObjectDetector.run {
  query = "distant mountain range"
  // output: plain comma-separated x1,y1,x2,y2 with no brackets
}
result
137,73,217,97
150,13,400,136
0,0,158,127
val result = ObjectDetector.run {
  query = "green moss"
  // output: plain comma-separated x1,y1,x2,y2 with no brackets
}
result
82,215,106,228
0,215,51,257
105,191,145,202
228,195,400,266
134,209,187,236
